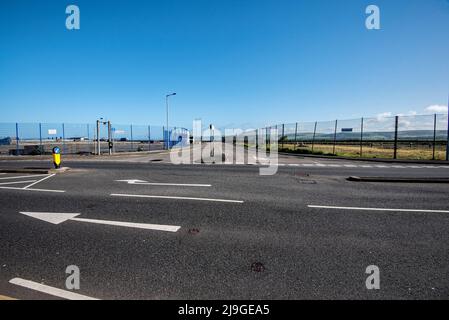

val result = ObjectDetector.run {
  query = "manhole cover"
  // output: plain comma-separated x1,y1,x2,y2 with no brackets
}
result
188,228,200,235
298,179,317,184
251,262,265,273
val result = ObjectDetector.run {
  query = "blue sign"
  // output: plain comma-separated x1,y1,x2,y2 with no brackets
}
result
53,147,61,154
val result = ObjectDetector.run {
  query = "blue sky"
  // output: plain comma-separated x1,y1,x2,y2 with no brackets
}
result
0,0,448,128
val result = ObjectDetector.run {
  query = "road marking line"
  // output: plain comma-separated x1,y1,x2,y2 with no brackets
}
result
136,182,211,187
71,217,181,232
20,212,180,232
116,180,211,187
111,193,244,203
23,174,55,189
0,174,48,180
0,187,65,193
9,278,99,300
0,180,36,186
308,205,449,213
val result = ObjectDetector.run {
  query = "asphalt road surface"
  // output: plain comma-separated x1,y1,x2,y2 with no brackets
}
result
1,152,449,300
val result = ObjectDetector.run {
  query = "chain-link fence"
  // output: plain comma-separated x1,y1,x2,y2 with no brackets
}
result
1,114,448,160
273,114,448,160
0,122,188,156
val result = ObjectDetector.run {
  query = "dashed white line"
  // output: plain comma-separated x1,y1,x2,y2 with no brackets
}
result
276,163,447,169
111,193,244,203
9,278,99,300
308,205,449,214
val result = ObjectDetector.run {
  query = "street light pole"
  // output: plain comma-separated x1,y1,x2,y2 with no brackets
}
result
166,93,176,150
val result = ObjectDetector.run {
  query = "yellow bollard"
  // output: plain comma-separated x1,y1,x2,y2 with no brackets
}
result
52,146,61,169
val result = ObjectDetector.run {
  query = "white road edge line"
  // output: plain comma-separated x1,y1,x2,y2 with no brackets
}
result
0,174,49,180
308,205,449,213
0,187,65,192
111,193,244,203
23,174,55,189
9,278,99,300
0,180,36,186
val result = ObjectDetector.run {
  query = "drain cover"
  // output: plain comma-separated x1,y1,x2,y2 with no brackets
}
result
251,262,265,273
298,179,317,184
188,228,200,235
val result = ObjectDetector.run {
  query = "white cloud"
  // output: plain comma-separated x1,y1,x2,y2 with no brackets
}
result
376,112,392,121
425,105,448,114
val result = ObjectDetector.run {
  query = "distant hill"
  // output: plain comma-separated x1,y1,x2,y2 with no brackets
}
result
284,130,447,141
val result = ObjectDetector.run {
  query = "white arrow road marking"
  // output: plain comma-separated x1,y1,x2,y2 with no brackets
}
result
111,193,244,203
9,278,99,300
308,205,449,213
116,179,211,187
20,212,181,232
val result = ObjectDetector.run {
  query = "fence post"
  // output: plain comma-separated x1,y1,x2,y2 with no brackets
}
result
15,123,19,156
433,114,437,160
39,123,43,154
294,122,298,147
62,123,65,154
148,125,151,151
332,120,338,155
162,126,166,150
265,127,269,152
312,121,317,152
360,117,364,158
256,128,259,152
130,124,133,151
281,124,285,149
393,116,399,159
96,120,100,155
446,97,449,160
87,124,90,140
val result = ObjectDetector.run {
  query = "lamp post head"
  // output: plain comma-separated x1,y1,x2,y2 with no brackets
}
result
166,93,177,97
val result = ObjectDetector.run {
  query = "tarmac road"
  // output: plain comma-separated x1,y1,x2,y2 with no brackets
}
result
0,153,449,300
